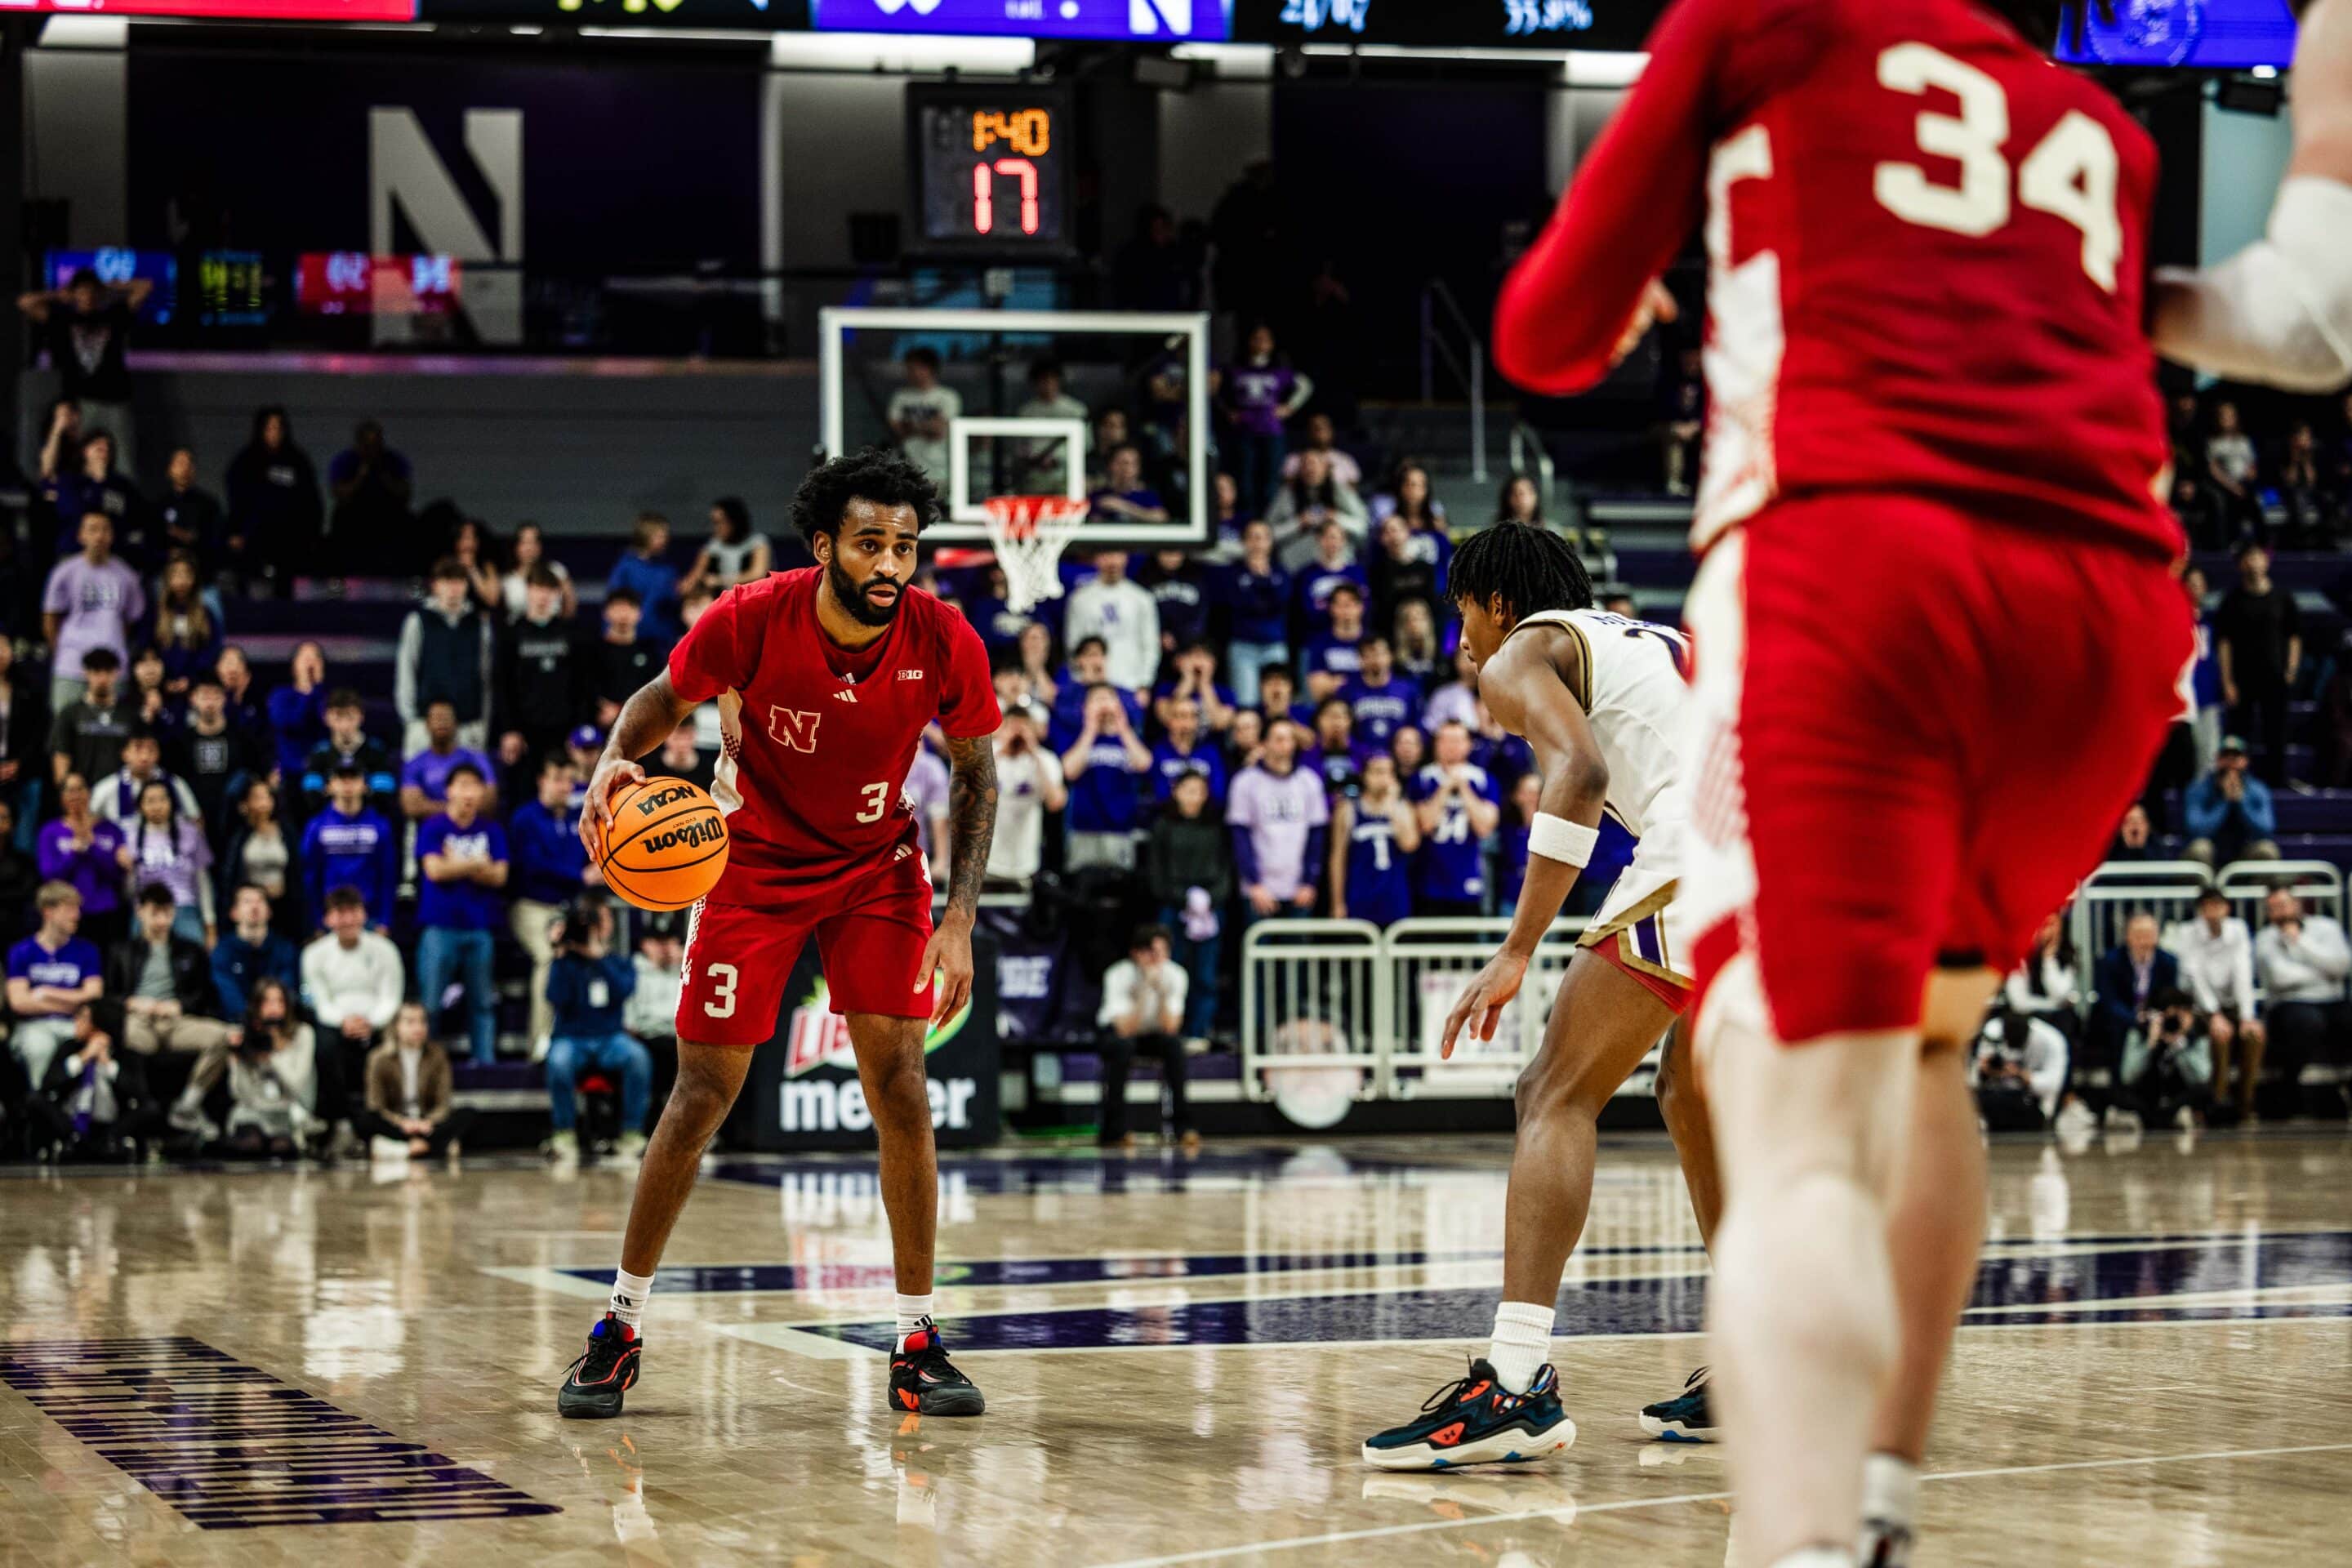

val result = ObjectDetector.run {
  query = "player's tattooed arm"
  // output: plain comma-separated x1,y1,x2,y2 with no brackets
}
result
942,733,999,919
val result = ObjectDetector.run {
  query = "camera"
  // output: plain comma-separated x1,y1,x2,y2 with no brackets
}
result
554,897,610,955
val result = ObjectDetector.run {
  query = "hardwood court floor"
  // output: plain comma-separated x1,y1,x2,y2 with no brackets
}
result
3,1129,2350,1566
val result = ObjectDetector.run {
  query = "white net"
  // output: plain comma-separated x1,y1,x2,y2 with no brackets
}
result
981,495,1091,616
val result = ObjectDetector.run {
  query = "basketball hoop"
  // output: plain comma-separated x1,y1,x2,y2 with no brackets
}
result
980,494,1090,616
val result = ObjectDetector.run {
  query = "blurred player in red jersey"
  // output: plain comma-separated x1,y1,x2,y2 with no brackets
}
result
2154,0,2350,390
557,449,1002,1423
1493,2,2191,1565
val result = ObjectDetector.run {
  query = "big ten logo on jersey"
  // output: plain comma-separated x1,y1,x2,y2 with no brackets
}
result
768,706,822,753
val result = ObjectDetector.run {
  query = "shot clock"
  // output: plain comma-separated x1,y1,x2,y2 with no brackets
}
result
906,84,1074,258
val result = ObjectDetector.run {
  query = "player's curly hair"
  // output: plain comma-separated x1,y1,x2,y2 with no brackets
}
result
1449,521,1593,624
791,447,942,546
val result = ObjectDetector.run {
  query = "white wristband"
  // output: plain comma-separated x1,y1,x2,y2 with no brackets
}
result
1528,812,1598,868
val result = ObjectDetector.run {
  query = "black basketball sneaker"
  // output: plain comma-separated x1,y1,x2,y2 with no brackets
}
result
558,1313,642,1419
1361,1359,1576,1470
888,1320,985,1416
1638,1365,1714,1442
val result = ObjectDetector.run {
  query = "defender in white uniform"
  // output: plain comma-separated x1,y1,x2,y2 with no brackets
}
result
1364,524,1726,1471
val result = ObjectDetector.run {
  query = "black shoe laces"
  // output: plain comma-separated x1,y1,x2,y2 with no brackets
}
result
906,1335,964,1379
1419,1359,1486,1414
567,1321,632,1383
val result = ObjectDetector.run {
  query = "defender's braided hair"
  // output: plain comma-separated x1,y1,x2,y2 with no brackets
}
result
1448,521,1594,625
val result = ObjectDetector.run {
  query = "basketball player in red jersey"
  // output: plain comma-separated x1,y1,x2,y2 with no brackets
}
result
557,450,1001,1422
1492,3,2189,1565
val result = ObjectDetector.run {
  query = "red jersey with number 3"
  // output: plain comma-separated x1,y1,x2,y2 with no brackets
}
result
666,568,1000,906
1494,0,2180,561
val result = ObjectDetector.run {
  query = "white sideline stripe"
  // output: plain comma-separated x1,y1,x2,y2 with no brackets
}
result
712,1321,869,1361
476,1264,614,1303
1087,1443,2352,1568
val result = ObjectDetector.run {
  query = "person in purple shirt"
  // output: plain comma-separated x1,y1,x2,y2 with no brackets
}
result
7,881,108,1087
1151,695,1230,808
608,514,682,644
265,640,330,782
400,700,501,821
300,764,399,930
36,773,128,949
1215,519,1292,709
1302,582,1369,699
1048,640,1144,751
1061,685,1152,871
1227,720,1330,924
120,777,216,946
1218,324,1314,514
1152,641,1236,735
1138,550,1212,656
1422,644,1483,736
1410,721,1502,918
1303,697,1370,798
41,513,145,716
1290,518,1371,646
1340,635,1419,751
906,733,953,880
414,764,510,1064
1253,665,1316,733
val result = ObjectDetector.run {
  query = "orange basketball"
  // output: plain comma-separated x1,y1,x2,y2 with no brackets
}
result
599,777,730,911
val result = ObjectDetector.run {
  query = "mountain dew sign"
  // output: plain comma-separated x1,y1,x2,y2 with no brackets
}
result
742,926,1001,1150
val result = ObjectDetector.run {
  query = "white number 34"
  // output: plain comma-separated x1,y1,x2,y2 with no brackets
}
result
1873,42,2123,293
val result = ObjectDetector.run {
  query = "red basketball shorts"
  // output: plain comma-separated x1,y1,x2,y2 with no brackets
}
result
676,853,937,1046
1682,495,2193,1045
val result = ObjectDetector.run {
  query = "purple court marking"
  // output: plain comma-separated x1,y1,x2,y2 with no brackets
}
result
0,1337,559,1530
795,1231,2352,1353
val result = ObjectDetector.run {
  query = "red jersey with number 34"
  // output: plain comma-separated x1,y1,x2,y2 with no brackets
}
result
666,568,1000,905
1494,0,2181,562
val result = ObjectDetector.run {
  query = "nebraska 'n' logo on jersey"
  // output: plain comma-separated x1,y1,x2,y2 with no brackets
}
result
768,706,822,752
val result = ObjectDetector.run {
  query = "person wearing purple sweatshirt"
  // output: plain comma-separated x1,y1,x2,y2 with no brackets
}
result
37,773,128,949
265,641,330,782
1226,720,1329,929
1214,519,1292,710
1218,325,1314,517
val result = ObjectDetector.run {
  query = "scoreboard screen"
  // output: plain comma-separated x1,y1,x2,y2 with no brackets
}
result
906,84,1074,259
1229,0,1668,50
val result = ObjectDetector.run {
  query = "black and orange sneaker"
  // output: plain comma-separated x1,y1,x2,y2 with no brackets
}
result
558,1313,642,1419
1361,1358,1575,1471
887,1319,984,1417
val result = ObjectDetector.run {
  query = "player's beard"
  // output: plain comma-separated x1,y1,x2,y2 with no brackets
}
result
826,553,902,629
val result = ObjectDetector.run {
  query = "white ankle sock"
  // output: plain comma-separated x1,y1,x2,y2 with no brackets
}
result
608,1267,654,1329
1767,1551,1855,1568
894,1293,936,1350
1486,1300,1554,1395
1860,1451,1920,1553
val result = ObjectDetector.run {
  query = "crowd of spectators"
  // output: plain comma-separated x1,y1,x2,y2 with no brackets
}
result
1975,880,2352,1140
0,423,800,1163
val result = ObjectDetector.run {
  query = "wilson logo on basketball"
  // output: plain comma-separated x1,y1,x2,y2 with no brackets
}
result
636,819,726,855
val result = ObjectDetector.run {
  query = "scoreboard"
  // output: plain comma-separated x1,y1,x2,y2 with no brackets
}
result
906,84,1074,259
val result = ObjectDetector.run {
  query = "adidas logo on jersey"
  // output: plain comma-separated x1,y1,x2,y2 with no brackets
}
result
833,689,858,704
